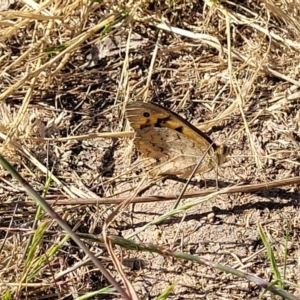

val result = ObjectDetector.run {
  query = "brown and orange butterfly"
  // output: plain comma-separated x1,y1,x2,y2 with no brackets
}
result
126,102,230,177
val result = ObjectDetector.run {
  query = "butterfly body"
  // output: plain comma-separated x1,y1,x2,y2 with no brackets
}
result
126,102,230,177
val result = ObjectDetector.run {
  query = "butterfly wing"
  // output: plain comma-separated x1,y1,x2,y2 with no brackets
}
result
126,101,229,177
126,101,214,148
134,126,217,176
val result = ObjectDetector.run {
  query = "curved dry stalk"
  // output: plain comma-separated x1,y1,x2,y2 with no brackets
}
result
4,175,300,207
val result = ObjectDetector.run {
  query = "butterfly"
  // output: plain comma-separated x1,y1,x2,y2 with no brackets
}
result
126,102,230,177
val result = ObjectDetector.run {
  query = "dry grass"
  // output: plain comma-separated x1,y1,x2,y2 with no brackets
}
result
1,0,300,299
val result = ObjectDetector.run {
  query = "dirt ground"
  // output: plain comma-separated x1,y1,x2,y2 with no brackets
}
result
1,0,300,299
